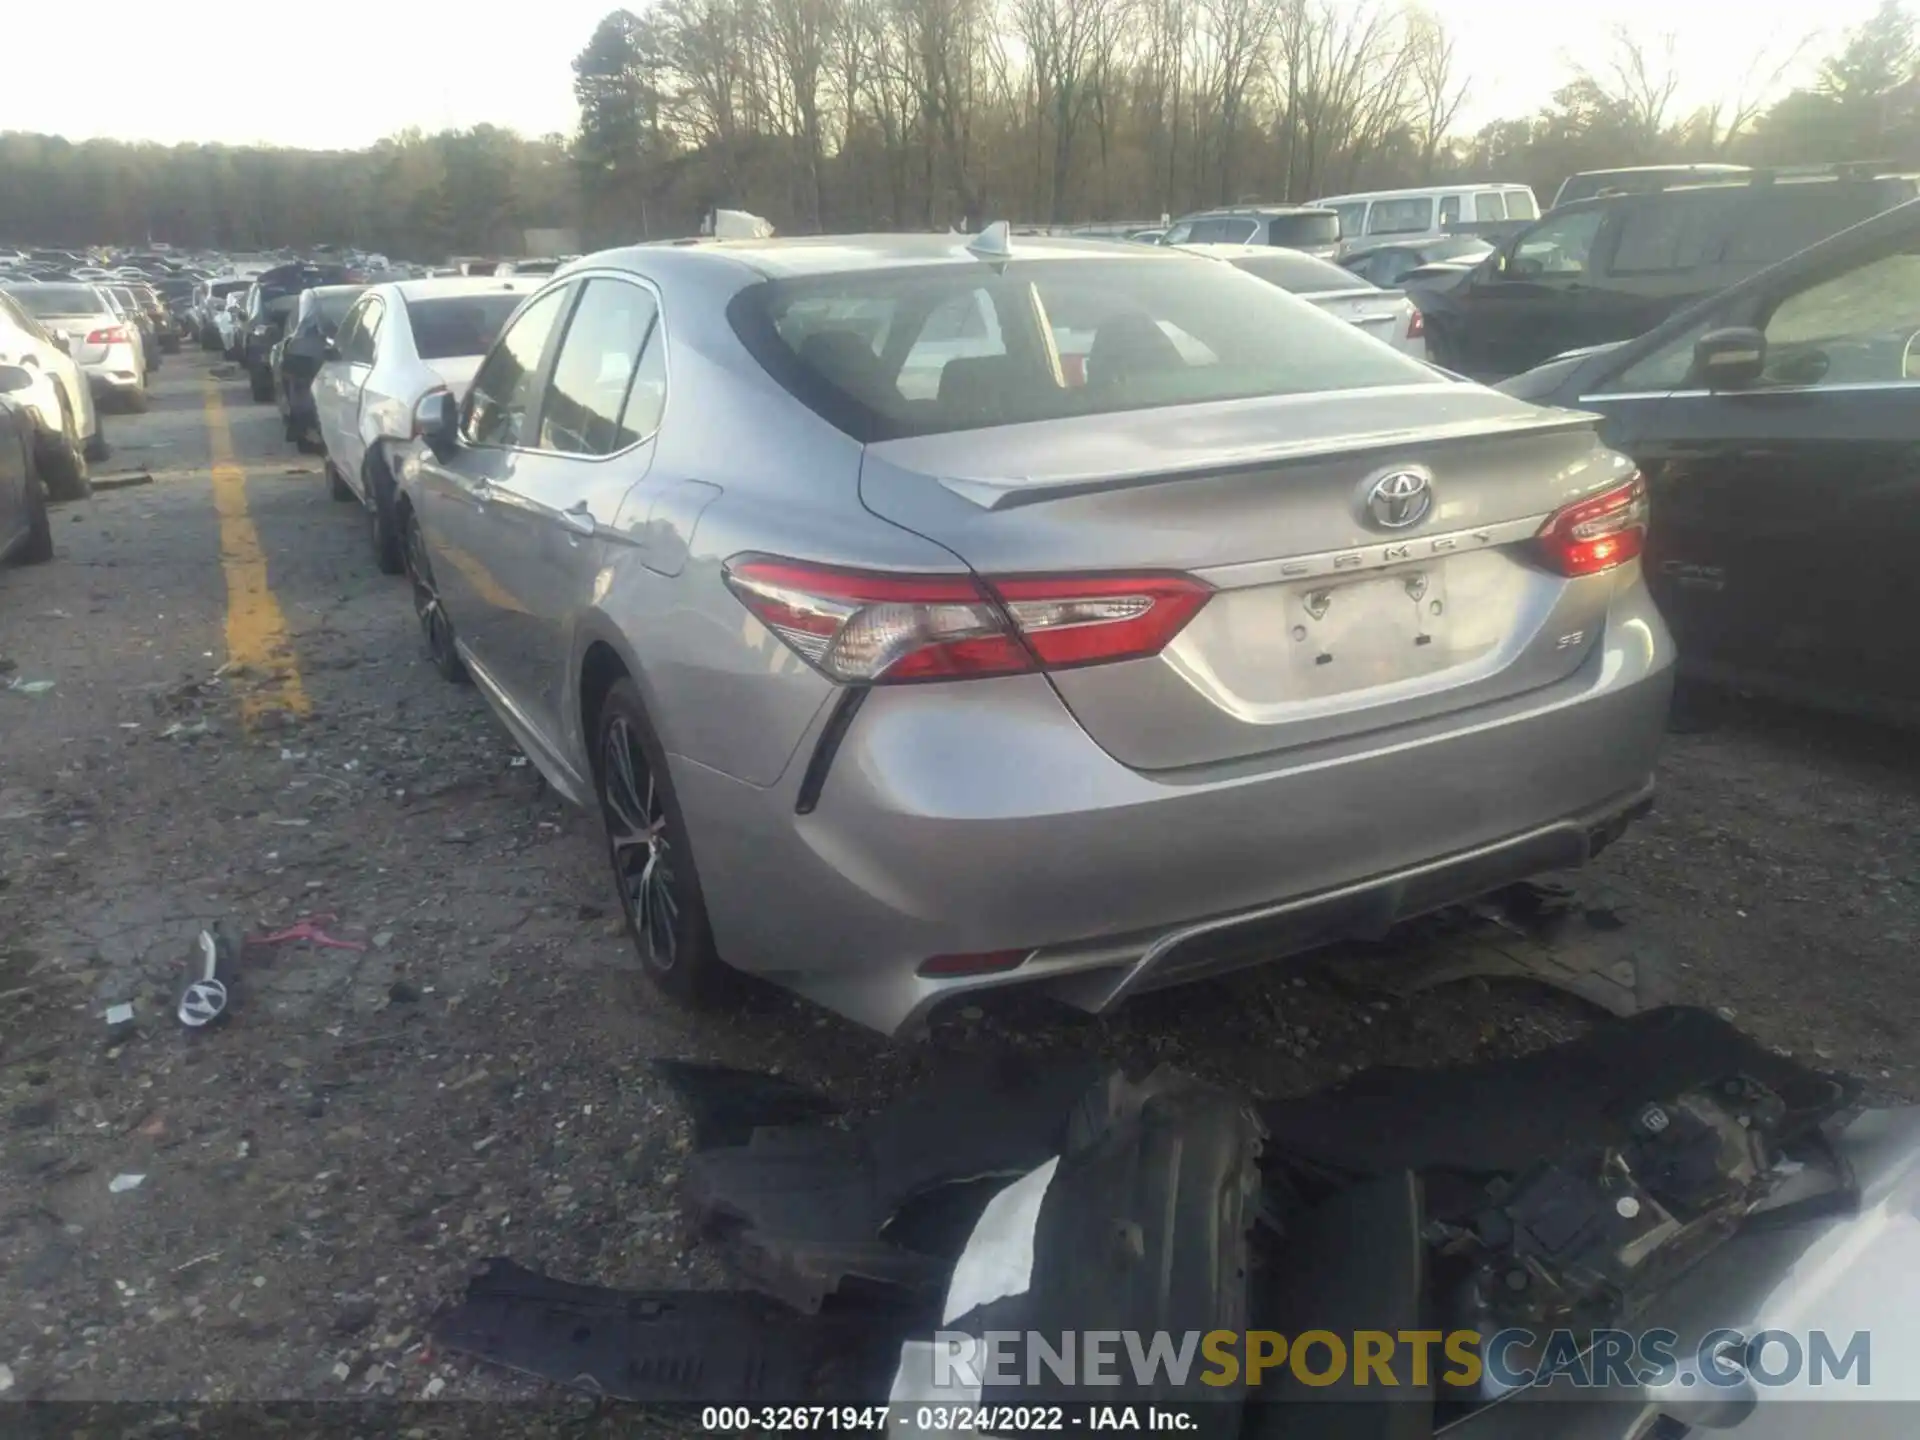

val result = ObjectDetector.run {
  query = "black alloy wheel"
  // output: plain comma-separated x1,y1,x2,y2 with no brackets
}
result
403,510,466,684
594,679,719,1003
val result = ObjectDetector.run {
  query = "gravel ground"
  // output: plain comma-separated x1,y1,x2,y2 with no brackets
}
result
0,352,1913,1424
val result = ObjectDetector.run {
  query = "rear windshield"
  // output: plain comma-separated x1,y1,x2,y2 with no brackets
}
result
211,280,250,297
4,285,106,316
1228,251,1372,294
728,258,1432,442
1265,212,1340,247
407,293,526,360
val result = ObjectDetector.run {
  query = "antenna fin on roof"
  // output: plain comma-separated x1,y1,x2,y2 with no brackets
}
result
966,221,1012,260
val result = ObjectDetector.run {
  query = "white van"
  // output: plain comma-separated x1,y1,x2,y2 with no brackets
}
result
1309,184,1540,245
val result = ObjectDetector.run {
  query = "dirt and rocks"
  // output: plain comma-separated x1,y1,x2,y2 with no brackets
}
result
0,354,1914,1417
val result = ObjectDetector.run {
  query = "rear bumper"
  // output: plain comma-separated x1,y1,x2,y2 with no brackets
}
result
83,360,142,394
674,573,1675,1035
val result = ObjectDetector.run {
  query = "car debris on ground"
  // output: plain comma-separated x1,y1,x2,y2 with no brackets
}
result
428,1007,1879,1436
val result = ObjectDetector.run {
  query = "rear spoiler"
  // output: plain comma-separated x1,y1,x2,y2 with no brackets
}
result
932,396,1597,511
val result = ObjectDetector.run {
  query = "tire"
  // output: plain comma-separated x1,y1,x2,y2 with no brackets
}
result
403,507,467,684
16,449,54,565
283,407,300,444
363,450,404,574
593,677,721,1005
37,391,91,502
326,459,353,502
120,385,149,415
249,367,273,403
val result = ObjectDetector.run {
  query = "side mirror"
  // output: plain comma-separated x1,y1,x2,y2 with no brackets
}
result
320,338,341,361
412,389,458,454
52,333,71,355
1691,327,1767,390
0,364,34,394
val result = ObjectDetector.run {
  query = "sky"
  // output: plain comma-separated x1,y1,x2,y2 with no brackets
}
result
0,0,1892,151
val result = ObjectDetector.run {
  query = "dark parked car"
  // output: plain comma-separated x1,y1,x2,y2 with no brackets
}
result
242,263,356,401
1339,234,1492,289
127,281,179,354
1498,197,1920,726
271,283,366,448
1410,167,1918,382
0,378,53,567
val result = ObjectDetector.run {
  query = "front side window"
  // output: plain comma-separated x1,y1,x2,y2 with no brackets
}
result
1438,196,1462,227
1760,246,1920,387
537,277,661,456
729,257,1434,442
1368,197,1433,235
462,286,570,448
1508,208,1606,279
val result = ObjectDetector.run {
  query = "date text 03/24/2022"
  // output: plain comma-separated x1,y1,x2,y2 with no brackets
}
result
700,1404,1197,1431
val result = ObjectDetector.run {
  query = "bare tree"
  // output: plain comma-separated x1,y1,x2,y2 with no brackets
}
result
1406,7,1468,180
1576,26,1683,154
1698,30,1819,152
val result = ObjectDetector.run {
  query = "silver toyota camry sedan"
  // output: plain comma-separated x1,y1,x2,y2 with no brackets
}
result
392,232,1673,1035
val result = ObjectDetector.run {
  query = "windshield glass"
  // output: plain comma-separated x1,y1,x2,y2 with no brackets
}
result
730,258,1431,442
1265,212,1341,247
2,284,108,317
1229,251,1371,294
408,294,526,360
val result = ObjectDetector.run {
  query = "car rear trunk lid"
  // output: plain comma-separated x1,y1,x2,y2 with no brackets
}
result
860,384,1633,770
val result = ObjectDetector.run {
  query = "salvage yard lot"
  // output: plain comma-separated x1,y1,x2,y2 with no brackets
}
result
1,350,1916,1404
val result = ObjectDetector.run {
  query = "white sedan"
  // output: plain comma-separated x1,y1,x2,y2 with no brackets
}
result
1174,242,1430,360
312,276,539,573
0,287,103,498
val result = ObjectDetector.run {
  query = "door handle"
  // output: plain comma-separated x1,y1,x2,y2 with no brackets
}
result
560,500,596,537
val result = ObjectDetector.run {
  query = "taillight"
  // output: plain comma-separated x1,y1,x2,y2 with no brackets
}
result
722,556,1212,684
1535,474,1648,577
85,325,128,345
1406,308,1425,339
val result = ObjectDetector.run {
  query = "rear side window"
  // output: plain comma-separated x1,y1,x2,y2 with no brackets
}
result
1473,192,1507,221
1367,198,1433,235
1608,191,1743,275
1187,217,1259,243
1506,190,1539,219
728,258,1433,442
1722,184,1898,266
344,298,383,364
537,277,661,456
1331,203,1368,239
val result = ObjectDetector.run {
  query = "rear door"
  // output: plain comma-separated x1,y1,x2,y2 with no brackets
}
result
333,296,384,483
1587,226,1920,713
313,298,367,469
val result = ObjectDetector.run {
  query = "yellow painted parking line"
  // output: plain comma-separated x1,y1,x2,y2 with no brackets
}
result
202,381,311,724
